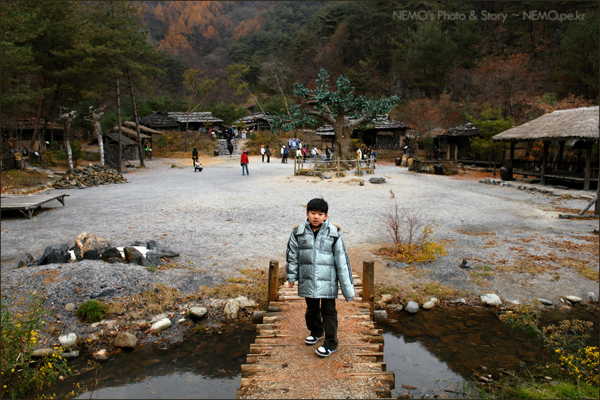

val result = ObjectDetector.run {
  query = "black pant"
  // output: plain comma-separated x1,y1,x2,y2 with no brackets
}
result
305,298,338,350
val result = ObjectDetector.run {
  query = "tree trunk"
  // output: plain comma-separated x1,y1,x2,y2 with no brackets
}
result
116,74,123,173
94,119,105,166
64,118,74,173
29,97,44,152
185,112,189,152
127,70,145,167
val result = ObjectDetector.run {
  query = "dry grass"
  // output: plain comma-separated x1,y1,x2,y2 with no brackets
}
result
561,259,599,281
1,169,50,193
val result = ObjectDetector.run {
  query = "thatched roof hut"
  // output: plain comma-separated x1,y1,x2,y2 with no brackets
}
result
492,106,599,190
315,114,408,149
140,111,180,130
492,106,599,142
441,123,480,137
232,112,273,131
108,126,151,142
168,112,223,125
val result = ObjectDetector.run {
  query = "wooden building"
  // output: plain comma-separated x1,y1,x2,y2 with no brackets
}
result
232,112,273,132
315,114,408,151
139,111,223,132
1,118,65,143
436,123,480,161
102,131,139,169
492,106,599,190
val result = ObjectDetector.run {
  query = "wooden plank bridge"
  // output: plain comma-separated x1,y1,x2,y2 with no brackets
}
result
238,261,394,399
1,193,69,219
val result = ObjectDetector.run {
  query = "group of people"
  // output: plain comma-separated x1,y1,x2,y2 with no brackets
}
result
356,146,377,166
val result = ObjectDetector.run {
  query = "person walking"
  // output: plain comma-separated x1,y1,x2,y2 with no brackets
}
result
261,145,266,162
286,198,354,357
265,145,271,163
192,147,199,167
240,149,249,175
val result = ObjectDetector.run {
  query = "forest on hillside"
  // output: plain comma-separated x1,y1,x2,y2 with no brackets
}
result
2,1,598,145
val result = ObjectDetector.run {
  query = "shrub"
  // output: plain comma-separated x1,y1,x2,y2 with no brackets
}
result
1,297,71,398
383,190,446,264
76,300,108,323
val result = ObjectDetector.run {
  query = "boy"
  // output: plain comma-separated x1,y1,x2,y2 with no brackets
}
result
286,198,355,357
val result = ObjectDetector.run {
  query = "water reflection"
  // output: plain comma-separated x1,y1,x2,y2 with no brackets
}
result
383,306,598,398
46,323,256,399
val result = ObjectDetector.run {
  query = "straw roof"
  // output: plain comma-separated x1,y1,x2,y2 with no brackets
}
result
168,111,223,124
316,114,407,136
108,126,151,141
439,123,479,137
492,106,599,142
140,111,180,129
232,112,273,127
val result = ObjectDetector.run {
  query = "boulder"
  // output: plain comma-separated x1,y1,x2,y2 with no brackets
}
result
153,245,179,258
93,349,109,360
59,333,77,348
235,296,257,309
74,233,99,260
102,247,124,263
145,251,161,267
39,244,71,265
538,298,553,306
481,293,502,306
189,307,208,318
17,253,36,268
113,332,137,348
586,292,598,302
377,294,394,306
83,250,101,260
124,246,148,266
369,177,386,184
405,301,419,314
151,318,171,332
422,300,435,310
224,299,241,319
32,348,55,357
62,350,79,358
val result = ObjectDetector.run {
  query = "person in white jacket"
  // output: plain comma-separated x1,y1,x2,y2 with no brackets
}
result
286,198,355,357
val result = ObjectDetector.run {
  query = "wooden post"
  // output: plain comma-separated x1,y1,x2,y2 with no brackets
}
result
541,141,548,185
337,157,340,177
293,155,297,175
584,146,591,191
362,260,374,316
357,157,361,175
313,156,317,176
268,260,279,306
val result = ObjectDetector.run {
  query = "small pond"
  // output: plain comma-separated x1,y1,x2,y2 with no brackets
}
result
46,306,598,399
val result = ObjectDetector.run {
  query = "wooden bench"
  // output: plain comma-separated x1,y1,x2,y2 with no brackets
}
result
1,193,70,219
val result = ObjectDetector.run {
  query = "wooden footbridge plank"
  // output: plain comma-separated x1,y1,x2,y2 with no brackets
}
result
1,193,69,219
238,261,394,399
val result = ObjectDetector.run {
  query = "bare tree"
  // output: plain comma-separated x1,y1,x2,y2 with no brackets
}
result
85,105,106,166
57,107,77,173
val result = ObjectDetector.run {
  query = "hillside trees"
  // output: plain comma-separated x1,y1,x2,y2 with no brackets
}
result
467,104,514,173
77,1,164,170
182,69,217,151
276,69,399,160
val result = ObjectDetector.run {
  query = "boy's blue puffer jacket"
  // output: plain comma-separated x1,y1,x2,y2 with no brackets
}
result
285,219,355,301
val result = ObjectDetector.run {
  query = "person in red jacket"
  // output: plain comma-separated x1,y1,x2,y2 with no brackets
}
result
240,149,249,175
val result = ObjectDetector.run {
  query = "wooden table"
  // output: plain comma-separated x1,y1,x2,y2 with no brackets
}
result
1,193,70,219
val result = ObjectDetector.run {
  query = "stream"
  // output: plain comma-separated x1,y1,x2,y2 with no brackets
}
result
45,306,598,399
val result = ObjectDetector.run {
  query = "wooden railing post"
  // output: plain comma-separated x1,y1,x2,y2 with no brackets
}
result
268,260,279,306
362,259,374,316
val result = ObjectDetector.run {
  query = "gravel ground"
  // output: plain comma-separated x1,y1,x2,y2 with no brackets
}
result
1,153,598,341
